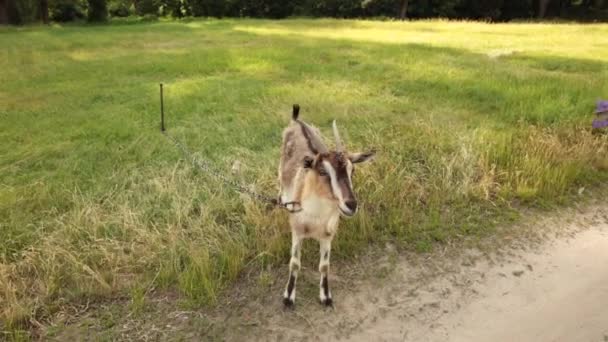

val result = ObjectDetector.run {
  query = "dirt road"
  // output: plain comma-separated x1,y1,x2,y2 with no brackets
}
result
212,208,608,342
437,227,608,342
347,223,608,342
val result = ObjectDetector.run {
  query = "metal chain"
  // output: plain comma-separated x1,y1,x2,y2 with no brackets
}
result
162,132,301,212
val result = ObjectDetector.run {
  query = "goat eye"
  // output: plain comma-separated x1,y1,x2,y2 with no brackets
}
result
318,169,328,176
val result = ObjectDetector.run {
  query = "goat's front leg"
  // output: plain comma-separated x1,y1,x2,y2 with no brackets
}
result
318,238,333,307
283,232,302,308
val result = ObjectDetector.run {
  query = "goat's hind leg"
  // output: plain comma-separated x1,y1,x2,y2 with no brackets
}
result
318,238,333,307
283,232,302,308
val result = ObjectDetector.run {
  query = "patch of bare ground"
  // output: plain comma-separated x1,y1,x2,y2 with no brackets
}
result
45,200,608,341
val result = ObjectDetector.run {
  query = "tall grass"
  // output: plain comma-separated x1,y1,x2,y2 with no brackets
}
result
1,19,607,335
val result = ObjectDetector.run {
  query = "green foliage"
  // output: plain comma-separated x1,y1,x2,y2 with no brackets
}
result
263,0,299,18
134,0,158,15
502,0,533,20
108,0,132,16
306,0,363,17
361,0,397,17
14,0,39,23
4,0,47,24
468,0,504,20
188,0,227,17
88,0,608,20
49,0,86,22
160,0,187,17
5,0,608,22
87,0,108,21
225,0,297,18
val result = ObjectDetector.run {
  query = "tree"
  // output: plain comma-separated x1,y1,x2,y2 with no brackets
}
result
40,0,49,23
538,0,551,17
3,0,20,24
399,0,408,19
0,0,8,24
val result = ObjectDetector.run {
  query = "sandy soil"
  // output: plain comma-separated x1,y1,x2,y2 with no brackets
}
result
345,225,608,342
49,206,608,341
437,227,608,342
207,207,608,342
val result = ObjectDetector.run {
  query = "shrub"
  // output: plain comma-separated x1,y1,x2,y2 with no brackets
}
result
160,0,186,17
49,0,86,21
362,0,397,18
501,0,533,20
14,0,39,23
468,0,504,21
433,0,466,18
134,0,158,15
306,0,363,17
189,0,226,17
87,0,108,21
264,0,298,18
108,0,132,17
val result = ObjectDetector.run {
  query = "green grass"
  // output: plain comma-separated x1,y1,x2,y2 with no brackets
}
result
1,18,608,336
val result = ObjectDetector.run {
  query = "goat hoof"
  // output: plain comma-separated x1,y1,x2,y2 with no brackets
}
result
321,297,333,307
283,297,295,308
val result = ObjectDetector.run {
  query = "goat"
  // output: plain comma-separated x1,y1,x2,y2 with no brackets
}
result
278,104,375,307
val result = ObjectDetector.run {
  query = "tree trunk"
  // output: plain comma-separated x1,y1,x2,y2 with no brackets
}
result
538,0,551,18
0,0,8,24
39,0,49,24
6,0,20,24
399,0,409,20
559,0,567,16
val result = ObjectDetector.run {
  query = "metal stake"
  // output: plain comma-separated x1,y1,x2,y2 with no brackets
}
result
160,83,165,132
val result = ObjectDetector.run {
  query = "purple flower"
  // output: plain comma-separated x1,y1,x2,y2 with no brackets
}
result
592,119,608,129
595,100,608,114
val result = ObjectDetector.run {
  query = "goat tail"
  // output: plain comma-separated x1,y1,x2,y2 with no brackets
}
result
292,104,300,120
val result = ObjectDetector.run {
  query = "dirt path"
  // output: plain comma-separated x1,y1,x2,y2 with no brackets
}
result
437,227,608,342
347,224,608,342
207,207,608,342
50,207,608,341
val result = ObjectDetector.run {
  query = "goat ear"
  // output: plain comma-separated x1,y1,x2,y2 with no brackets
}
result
303,156,314,168
349,150,376,164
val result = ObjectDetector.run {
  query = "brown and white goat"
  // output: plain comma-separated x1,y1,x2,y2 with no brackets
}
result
279,104,375,307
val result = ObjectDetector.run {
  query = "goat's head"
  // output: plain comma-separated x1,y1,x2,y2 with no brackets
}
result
303,121,375,217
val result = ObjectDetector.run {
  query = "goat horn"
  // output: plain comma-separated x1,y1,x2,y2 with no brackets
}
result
332,120,343,152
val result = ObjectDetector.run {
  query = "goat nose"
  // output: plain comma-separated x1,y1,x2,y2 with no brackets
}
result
345,200,357,212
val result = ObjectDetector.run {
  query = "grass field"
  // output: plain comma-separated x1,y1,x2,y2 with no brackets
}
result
1,18,608,337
